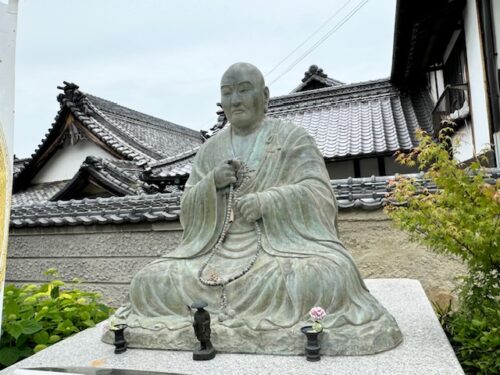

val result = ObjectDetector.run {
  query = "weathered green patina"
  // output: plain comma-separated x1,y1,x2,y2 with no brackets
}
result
103,63,402,355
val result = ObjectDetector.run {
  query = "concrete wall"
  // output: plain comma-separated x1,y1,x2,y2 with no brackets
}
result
6,211,466,308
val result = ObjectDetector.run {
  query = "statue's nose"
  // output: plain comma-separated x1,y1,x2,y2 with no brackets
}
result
231,92,241,106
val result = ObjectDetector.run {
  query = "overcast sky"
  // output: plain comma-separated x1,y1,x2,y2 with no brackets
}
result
14,0,396,157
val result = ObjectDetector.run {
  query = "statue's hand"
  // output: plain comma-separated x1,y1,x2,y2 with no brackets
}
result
236,193,262,222
214,159,240,189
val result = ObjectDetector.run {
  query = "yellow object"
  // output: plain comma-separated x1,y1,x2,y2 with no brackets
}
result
0,126,11,285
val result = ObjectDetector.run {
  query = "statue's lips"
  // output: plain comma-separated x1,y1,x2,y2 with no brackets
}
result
231,109,245,115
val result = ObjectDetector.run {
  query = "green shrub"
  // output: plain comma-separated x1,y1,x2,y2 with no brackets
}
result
0,269,112,368
385,128,500,374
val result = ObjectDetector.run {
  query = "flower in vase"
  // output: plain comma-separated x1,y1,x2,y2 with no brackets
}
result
309,306,326,332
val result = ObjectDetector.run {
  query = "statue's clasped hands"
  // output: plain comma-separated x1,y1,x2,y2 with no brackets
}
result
235,194,262,222
214,159,262,222
214,159,241,189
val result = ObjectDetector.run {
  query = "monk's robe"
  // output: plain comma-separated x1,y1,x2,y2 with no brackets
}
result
108,119,402,355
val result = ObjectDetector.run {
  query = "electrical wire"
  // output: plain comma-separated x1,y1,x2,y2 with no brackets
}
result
265,0,354,77
269,0,370,86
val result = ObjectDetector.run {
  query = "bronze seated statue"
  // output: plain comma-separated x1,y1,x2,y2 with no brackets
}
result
103,62,403,355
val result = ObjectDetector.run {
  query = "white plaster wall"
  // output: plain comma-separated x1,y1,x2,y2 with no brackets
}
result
32,140,117,183
452,120,475,162
464,0,493,153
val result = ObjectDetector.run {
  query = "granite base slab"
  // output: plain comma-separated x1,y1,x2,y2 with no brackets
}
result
1,279,464,375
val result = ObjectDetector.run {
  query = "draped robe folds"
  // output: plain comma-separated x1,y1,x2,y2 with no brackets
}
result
106,119,403,355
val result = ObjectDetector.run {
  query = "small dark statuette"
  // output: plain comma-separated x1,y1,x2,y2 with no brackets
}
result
191,300,216,360
112,324,128,354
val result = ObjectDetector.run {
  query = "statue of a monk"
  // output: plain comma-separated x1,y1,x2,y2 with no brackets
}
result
104,62,402,355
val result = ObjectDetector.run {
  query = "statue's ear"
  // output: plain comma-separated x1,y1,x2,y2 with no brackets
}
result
263,86,270,113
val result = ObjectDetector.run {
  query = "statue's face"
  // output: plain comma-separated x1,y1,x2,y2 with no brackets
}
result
220,65,268,129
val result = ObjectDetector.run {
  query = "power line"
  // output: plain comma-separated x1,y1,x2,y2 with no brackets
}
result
269,0,370,86
265,0,354,77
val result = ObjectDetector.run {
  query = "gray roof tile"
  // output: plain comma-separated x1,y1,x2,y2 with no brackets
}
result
14,82,204,191
10,193,182,228
211,79,434,160
12,181,70,206
11,169,498,228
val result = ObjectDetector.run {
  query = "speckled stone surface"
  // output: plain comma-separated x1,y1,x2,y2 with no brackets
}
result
0,279,464,375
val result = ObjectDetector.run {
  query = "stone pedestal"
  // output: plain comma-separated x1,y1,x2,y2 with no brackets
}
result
0,279,464,375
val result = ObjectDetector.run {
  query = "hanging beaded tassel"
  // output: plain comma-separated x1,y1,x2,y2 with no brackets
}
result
198,162,262,321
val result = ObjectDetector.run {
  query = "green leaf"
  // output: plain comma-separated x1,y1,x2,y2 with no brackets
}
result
16,334,29,348
6,322,23,340
33,344,47,353
50,286,60,299
20,320,43,335
18,346,34,358
48,335,61,344
0,347,22,367
33,330,49,345
56,319,77,335
3,300,20,316
82,319,95,328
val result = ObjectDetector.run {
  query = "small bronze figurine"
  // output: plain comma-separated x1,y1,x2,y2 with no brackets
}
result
190,300,215,360
111,323,128,354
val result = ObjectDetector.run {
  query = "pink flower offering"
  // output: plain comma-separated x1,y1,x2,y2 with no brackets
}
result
309,306,326,321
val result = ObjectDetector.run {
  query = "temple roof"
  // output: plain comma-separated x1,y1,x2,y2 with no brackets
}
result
391,0,466,86
10,176,393,227
13,156,30,179
12,180,69,206
150,79,434,186
266,79,434,158
13,82,204,192
290,65,344,93
13,169,499,228
142,147,199,188
51,156,156,201
10,193,181,228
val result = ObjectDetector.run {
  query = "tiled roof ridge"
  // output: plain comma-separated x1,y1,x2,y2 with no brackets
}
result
13,156,30,163
10,192,182,228
13,157,31,178
13,82,155,185
272,78,392,103
48,82,154,163
83,98,166,160
50,156,156,201
16,190,179,209
290,65,344,93
10,168,499,227
85,94,202,140
13,83,91,186
211,78,396,133
146,146,200,169
85,156,154,193
267,79,399,118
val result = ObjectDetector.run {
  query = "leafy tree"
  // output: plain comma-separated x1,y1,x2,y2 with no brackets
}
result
385,128,499,374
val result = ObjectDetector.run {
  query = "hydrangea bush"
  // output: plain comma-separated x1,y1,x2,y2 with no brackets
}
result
0,269,112,369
